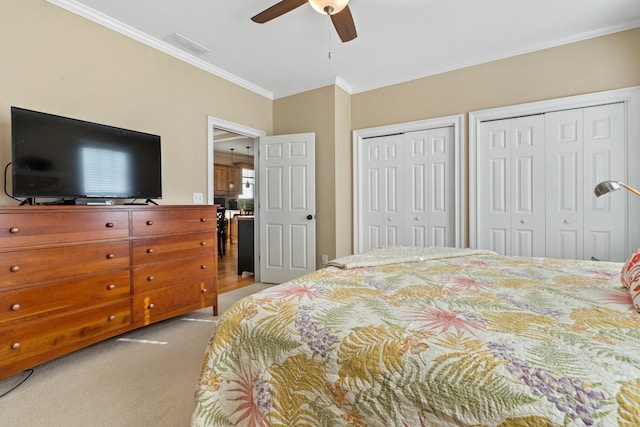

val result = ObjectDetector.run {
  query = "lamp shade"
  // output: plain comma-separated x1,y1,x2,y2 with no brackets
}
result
594,180,623,197
309,0,349,15
594,180,640,198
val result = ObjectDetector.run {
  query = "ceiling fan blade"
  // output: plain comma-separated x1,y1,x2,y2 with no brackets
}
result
331,5,357,42
251,0,308,23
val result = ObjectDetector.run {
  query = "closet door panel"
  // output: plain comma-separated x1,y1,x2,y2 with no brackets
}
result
361,142,382,252
361,135,404,251
546,109,584,260
428,128,454,246
383,138,404,246
409,139,428,246
478,121,511,254
510,115,546,257
583,103,626,261
406,130,430,247
406,127,455,247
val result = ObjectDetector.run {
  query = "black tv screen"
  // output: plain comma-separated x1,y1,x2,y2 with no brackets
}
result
11,107,162,201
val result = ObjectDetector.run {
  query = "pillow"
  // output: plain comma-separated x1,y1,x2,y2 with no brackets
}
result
621,248,640,312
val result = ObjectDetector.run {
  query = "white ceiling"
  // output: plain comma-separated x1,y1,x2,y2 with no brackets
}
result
50,0,640,100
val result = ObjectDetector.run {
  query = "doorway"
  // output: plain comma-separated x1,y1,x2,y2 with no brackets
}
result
207,116,265,293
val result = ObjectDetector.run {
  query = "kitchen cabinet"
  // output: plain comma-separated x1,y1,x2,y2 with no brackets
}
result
214,164,242,195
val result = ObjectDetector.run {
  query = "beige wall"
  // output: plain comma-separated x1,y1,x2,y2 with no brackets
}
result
0,0,272,206
3,1,639,263
352,29,640,130
333,86,352,258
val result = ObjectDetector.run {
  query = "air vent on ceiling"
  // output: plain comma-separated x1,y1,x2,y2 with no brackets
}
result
164,32,209,56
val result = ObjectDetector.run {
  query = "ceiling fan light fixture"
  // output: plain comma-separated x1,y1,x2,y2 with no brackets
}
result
309,0,348,15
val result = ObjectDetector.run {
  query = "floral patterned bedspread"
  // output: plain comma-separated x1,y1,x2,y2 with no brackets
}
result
191,248,640,426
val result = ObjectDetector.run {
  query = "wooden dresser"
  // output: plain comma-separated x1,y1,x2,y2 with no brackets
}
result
0,205,217,380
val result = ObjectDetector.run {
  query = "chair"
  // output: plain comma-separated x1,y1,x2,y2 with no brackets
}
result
217,207,227,258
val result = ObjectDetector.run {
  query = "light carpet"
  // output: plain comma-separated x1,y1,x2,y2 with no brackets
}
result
0,282,273,427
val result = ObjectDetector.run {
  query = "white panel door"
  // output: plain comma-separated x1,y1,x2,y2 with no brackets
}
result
478,116,545,256
361,134,404,251
478,120,511,254
406,127,455,247
510,115,546,257
583,103,626,261
545,109,584,259
361,128,455,252
545,104,626,261
259,133,316,283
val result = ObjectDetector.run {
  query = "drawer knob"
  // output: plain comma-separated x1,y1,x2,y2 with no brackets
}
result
105,222,114,228
9,227,19,234
200,218,206,222
10,265,20,273
201,265,207,270
201,288,207,294
108,315,116,321
146,248,154,254
106,253,115,259
11,342,20,350
200,242,206,246
11,303,21,311
107,284,116,290
146,220,154,226
148,276,155,281
148,303,155,309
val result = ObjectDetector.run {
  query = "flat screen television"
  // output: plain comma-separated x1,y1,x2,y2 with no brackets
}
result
11,107,162,203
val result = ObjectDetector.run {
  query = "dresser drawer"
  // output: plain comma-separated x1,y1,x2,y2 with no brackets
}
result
132,232,215,266
0,300,130,367
132,278,216,326
0,210,130,249
0,241,130,290
131,208,215,237
0,271,131,325
133,254,215,293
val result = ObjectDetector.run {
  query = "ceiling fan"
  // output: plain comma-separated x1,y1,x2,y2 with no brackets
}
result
251,0,357,43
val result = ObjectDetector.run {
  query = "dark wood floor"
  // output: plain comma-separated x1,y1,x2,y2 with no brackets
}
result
217,238,255,294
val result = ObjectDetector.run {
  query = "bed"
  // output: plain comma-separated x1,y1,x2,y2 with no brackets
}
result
191,247,640,426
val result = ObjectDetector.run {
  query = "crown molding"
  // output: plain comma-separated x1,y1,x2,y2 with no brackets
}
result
349,20,640,94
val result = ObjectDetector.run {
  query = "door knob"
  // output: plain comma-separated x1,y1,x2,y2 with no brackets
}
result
306,214,313,220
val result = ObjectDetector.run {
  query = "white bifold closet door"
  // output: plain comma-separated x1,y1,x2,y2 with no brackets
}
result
477,102,626,261
360,127,455,252
545,103,626,261
477,115,546,257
